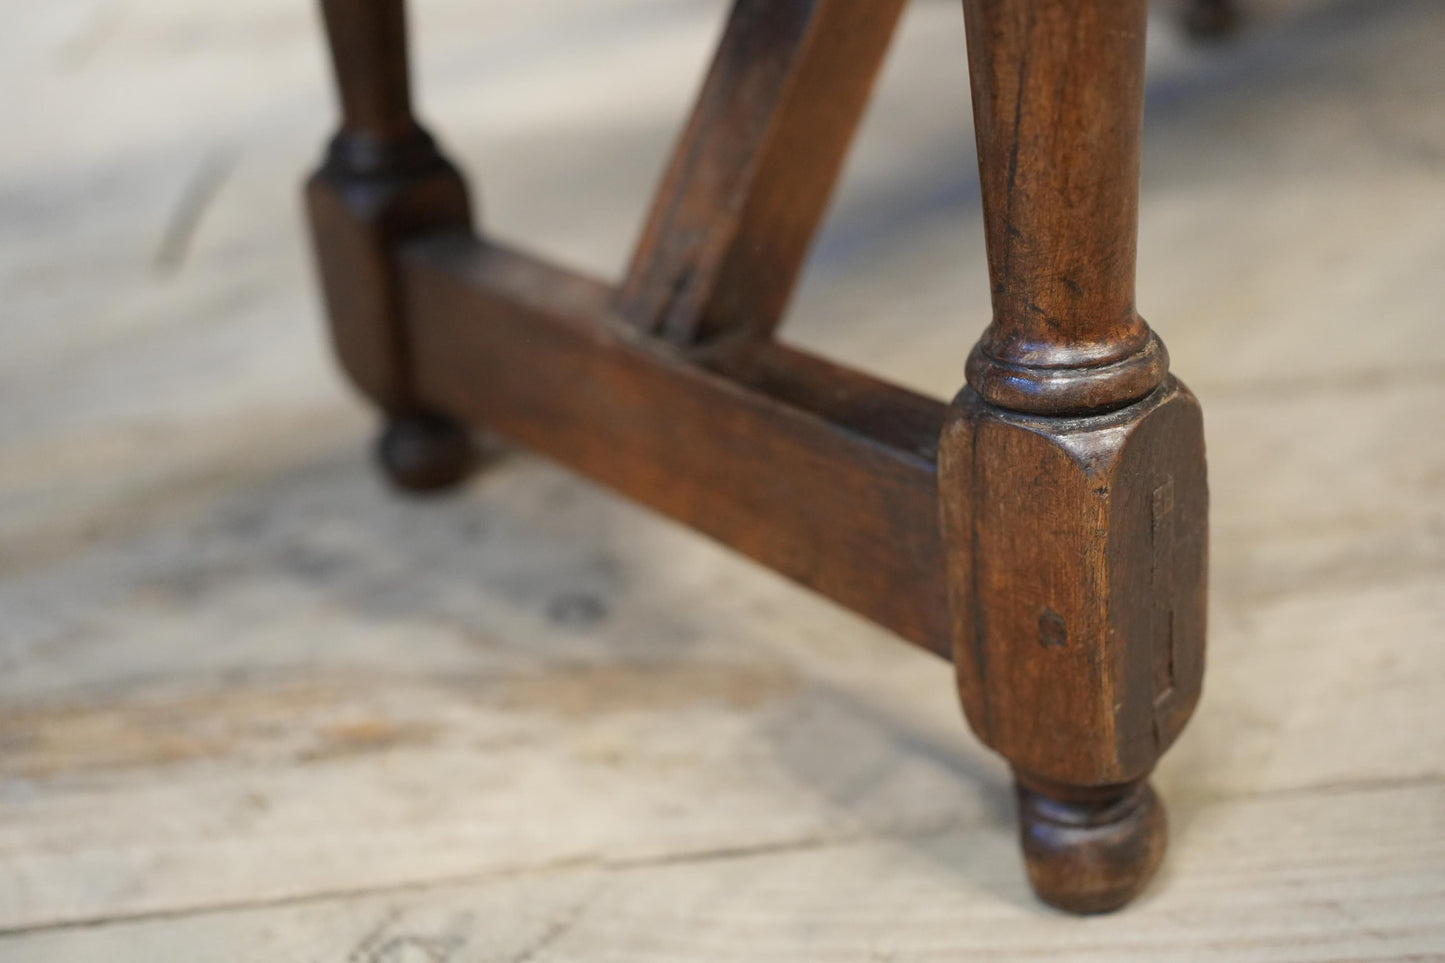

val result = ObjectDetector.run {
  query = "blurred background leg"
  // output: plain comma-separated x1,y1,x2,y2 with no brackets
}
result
308,0,478,493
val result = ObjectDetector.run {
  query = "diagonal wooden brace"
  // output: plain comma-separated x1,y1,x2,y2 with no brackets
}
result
617,0,906,344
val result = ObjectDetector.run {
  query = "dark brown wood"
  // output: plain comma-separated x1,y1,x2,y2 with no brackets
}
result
304,0,1212,914
942,382,1207,785
944,0,1208,913
319,0,414,142
307,0,477,491
401,235,952,658
939,382,1207,913
960,0,1166,416
616,0,906,345
375,410,476,492
1015,776,1166,915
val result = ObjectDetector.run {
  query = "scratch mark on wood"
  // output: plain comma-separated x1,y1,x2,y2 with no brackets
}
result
349,909,472,963
507,895,593,963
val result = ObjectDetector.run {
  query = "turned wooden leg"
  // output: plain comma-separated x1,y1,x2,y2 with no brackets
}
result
306,0,477,492
942,0,1208,912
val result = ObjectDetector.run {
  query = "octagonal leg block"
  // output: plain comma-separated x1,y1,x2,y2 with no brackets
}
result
939,377,1208,912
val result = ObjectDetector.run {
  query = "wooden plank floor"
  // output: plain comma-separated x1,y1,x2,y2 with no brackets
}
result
2,0,1443,958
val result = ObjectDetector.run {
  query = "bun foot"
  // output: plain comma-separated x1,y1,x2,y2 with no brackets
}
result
376,411,475,493
1015,774,1167,914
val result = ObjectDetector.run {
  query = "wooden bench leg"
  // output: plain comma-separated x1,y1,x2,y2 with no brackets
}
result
941,0,1208,912
306,0,477,492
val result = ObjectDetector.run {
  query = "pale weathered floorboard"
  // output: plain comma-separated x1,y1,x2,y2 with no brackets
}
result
1,0,1444,958
5,785,1443,962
